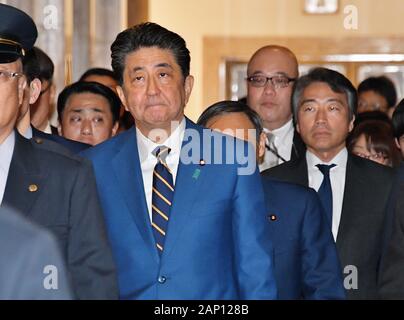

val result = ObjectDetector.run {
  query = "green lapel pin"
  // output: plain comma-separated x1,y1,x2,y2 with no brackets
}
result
192,169,201,180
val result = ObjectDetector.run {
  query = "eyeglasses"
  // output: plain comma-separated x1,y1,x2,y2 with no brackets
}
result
246,75,296,89
0,70,23,83
354,152,388,161
358,100,388,112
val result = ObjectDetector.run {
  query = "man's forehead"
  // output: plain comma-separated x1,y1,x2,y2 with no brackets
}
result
0,59,22,70
301,82,348,104
248,49,298,75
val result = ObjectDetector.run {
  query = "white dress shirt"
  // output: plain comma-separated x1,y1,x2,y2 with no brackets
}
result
259,118,294,172
23,126,33,139
43,122,52,134
0,131,15,205
306,148,348,241
136,118,185,222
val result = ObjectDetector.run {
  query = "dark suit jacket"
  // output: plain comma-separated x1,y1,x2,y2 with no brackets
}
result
2,132,118,299
262,177,345,300
290,130,306,161
263,153,395,299
0,206,72,299
32,126,90,154
378,163,404,299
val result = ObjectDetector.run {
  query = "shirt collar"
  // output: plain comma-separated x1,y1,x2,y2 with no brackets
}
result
306,147,348,170
0,131,15,172
136,117,186,163
265,118,294,141
23,125,33,139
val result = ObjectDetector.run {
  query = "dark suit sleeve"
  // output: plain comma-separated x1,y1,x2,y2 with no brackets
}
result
232,143,277,299
300,190,346,299
378,180,404,299
68,160,119,299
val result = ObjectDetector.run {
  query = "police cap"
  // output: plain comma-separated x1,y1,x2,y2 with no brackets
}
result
0,3,37,63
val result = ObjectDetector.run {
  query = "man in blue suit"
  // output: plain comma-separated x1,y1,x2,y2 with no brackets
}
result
198,100,345,299
81,22,277,299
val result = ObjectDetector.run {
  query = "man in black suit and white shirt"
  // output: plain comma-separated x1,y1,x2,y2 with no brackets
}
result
246,45,305,171
264,67,395,299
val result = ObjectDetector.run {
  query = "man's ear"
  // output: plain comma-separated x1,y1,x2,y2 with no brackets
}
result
258,132,266,161
117,86,129,112
29,78,42,104
184,75,194,106
395,137,401,150
111,121,119,137
348,115,356,133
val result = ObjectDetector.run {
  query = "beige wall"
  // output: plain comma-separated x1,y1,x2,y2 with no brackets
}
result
149,0,404,121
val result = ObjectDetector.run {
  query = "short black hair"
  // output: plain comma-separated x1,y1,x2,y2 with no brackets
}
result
392,98,404,138
33,46,54,82
197,100,263,142
347,119,400,167
292,67,357,121
111,22,190,84
22,47,40,83
354,110,391,127
358,76,397,108
79,67,118,82
57,81,121,123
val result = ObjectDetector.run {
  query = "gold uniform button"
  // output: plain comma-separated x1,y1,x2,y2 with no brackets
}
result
28,184,38,192
268,214,277,221
34,137,43,144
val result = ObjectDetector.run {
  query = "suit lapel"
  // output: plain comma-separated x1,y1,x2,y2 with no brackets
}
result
291,131,306,161
336,155,365,245
2,132,46,216
290,155,309,186
111,128,158,262
162,120,205,259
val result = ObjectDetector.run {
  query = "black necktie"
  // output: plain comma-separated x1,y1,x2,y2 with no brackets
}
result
316,164,336,226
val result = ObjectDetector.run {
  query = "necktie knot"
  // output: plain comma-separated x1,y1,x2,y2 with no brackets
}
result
266,132,276,147
153,146,171,164
316,163,336,176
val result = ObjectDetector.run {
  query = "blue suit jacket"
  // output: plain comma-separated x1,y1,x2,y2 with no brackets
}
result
261,176,345,300
81,119,277,299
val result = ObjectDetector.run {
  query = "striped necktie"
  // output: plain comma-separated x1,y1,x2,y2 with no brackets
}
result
151,146,174,254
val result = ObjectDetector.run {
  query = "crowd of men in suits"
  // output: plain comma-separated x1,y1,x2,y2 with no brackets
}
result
2,3,404,300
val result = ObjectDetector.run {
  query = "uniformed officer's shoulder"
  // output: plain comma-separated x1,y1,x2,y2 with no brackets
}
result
31,136,85,164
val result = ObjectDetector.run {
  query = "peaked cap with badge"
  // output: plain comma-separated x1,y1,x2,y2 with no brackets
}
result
0,3,37,63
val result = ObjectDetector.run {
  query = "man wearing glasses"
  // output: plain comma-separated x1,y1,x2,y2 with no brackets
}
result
246,45,305,171
0,3,118,299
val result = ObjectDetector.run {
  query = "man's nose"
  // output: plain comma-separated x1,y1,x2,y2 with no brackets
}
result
81,119,93,135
